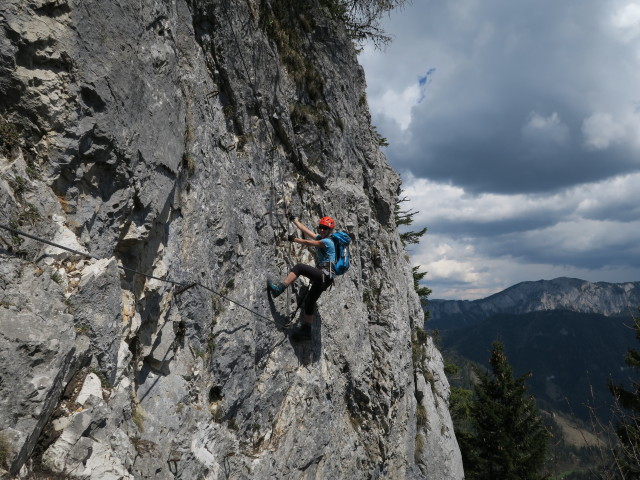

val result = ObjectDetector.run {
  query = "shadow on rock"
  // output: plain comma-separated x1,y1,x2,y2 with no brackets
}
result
266,285,322,366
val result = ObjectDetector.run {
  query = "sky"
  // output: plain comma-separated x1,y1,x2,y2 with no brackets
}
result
358,0,640,300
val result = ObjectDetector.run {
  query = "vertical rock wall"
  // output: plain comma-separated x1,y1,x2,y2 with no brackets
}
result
0,0,463,478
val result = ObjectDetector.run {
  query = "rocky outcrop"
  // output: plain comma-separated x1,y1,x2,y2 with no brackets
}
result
430,277,640,330
0,0,463,478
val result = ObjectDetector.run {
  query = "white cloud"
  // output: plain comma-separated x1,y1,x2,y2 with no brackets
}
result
611,2,640,42
582,111,640,150
368,75,430,131
414,230,640,300
403,172,640,228
429,257,483,284
516,218,639,253
401,172,640,299
522,112,569,146
410,236,491,299
582,112,627,149
401,173,568,225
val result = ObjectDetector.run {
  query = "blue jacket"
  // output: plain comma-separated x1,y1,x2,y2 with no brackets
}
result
315,235,336,267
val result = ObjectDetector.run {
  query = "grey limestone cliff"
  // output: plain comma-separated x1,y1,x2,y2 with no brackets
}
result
0,0,462,478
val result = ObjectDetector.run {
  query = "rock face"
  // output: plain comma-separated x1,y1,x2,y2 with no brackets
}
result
0,1,463,478
430,277,640,330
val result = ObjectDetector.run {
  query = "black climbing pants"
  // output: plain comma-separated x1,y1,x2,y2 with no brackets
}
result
290,264,333,315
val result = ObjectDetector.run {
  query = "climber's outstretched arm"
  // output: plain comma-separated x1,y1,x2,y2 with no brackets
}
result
291,237,324,248
292,218,316,239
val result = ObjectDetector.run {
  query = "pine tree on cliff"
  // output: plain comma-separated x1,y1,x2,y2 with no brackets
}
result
464,341,549,479
394,196,431,319
608,310,640,476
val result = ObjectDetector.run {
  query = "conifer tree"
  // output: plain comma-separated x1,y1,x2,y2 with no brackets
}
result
321,0,408,48
394,196,431,318
394,196,427,247
465,341,549,479
608,310,640,476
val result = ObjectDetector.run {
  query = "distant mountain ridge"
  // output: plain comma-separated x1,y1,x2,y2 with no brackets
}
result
431,278,640,423
429,277,640,330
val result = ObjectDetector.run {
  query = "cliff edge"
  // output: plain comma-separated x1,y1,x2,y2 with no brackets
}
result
0,1,463,478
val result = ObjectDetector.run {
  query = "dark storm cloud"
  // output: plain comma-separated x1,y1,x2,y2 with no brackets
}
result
480,225,640,270
392,115,638,195
581,198,640,223
424,214,561,238
360,0,640,298
373,0,640,194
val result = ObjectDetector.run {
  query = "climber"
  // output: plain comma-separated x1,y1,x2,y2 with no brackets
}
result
267,215,336,341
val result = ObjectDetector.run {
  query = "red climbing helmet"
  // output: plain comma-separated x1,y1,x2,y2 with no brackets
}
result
318,216,335,229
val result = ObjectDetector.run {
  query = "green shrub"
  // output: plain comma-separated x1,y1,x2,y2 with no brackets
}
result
416,404,428,426
19,203,41,225
0,120,20,156
0,432,12,469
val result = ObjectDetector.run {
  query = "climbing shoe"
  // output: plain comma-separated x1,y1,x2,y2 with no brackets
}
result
267,279,286,298
290,323,312,341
